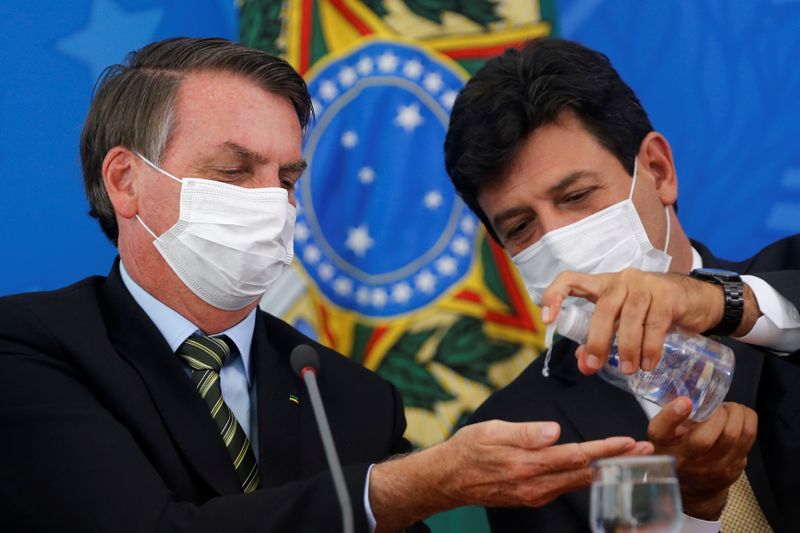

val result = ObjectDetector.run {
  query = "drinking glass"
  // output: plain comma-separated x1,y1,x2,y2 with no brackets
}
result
590,455,683,533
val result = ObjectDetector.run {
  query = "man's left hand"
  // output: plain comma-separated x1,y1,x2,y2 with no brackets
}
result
648,398,758,520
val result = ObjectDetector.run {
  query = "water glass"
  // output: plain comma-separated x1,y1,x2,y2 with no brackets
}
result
590,456,683,533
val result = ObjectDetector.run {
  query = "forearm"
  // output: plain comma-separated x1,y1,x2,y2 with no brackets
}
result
733,282,762,337
686,276,761,336
368,444,455,532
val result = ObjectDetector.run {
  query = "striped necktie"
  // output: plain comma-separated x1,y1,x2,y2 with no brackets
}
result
177,335,261,494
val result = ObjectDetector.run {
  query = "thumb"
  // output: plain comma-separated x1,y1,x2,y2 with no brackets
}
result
491,421,561,449
648,397,692,445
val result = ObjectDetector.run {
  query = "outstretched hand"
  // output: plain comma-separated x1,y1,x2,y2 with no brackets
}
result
369,420,653,532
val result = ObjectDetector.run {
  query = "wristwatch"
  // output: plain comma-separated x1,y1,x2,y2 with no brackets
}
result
688,268,744,337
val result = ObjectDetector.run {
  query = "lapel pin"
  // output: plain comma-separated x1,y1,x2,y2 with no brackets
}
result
288,394,300,405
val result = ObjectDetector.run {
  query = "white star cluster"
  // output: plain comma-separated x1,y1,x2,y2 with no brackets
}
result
295,44,478,312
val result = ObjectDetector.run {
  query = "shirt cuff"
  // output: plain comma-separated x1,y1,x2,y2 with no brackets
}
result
735,275,800,352
364,463,377,533
681,513,721,533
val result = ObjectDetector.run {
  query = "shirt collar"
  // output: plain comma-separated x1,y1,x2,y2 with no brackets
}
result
691,246,703,270
119,261,256,384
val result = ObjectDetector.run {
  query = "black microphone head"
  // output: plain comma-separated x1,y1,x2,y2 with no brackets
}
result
290,344,320,377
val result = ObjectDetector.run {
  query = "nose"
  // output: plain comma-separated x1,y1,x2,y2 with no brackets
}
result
258,165,283,189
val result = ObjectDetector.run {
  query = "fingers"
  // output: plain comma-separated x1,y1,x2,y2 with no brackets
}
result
682,403,730,457
475,420,562,449
648,397,694,445
540,271,606,324
516,439,654,507
584,286,625,372
641,318,670,372
627,441,656,456
529,437,638,475
543,270,694,375
516,467,595,507
666,403,758,514
708,403,757,464
614,281,651,373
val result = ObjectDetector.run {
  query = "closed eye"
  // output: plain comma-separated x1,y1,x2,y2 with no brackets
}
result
561,187,595,205
504,218,535,242
280,176,297,191
215,168,249,182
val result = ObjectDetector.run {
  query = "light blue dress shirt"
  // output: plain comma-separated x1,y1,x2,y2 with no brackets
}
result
119,262,259,460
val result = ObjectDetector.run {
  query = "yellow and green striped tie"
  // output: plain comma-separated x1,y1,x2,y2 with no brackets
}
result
177,335,261,494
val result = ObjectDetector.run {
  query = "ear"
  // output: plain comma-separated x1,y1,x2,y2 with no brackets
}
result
638,132,678,207
102,147,139,219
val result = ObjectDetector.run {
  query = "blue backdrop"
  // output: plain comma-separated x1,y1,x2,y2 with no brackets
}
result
558,0,800,260
0,0,237,296
1,0,798,296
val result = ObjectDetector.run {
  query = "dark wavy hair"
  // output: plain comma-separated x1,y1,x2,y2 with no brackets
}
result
444,37,654,242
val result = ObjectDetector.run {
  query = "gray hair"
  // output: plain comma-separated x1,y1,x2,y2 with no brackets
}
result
80,37,312,244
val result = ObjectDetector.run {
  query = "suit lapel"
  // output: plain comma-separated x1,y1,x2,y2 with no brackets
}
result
251,312,303,487
100,263,242,495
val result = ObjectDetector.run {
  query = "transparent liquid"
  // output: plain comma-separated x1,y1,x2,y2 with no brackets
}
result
591,479,682,533
599,330,735,422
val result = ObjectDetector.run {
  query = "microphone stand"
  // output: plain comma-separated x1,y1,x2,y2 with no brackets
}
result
298,365,355,533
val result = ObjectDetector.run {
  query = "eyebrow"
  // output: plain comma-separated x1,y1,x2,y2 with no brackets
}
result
220,141,307,173
491,169,602,230
546,169,601,196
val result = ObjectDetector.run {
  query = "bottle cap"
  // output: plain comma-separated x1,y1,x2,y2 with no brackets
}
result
556,306,592,343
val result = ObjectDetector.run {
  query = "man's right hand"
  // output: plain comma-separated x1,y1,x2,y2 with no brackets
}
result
369,420,653,532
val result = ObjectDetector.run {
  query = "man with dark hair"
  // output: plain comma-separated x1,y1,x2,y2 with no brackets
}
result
0,37,648,532
445,37,800,532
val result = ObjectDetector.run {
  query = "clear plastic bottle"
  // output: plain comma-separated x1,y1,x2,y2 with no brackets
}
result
556,306,735,422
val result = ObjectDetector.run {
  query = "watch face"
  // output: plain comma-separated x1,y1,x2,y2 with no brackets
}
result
693,268,740,281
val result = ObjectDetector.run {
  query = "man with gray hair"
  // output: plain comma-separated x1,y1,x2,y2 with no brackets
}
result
0,37,648,532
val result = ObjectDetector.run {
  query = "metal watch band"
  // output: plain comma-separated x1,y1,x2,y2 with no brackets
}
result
706,279,745,337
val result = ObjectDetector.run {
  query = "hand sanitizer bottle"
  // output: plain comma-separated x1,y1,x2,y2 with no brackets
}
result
556,306,735,422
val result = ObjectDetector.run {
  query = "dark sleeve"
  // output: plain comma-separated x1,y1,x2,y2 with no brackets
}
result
0,303,372,533
736,235,800,308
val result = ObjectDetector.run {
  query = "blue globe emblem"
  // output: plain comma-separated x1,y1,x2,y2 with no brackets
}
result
297,40,477,317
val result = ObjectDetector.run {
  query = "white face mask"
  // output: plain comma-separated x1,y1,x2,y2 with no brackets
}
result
510,158,672,376
135,153,295,311
511,158,672,306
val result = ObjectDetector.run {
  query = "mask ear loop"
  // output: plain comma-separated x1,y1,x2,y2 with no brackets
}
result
628,156,639,201
630,156,671,254
134,152,182,239
136,215,159,240
135,152,183,183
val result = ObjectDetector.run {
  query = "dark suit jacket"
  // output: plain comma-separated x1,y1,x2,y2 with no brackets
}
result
470,236,800,533
0,262,423,532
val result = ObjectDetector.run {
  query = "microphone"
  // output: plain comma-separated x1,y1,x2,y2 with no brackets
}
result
290,345,354,533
